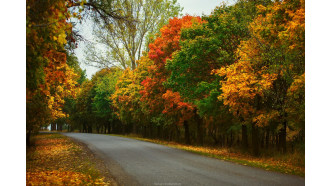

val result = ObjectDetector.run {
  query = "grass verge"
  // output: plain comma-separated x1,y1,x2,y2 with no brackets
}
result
26,133,111,185
107,134,304,177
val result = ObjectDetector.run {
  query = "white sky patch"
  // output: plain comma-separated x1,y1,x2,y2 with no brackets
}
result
178,0,235,16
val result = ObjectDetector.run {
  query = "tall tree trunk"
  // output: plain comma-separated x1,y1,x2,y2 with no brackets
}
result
157,126,161,139
131,60,136,70
51,123,56,131
143,125,147,138
176,125,180,142
220,134,223,147
133,123,137,134
252,123,260,156
83,123,87,133
195,113,204,146
147,122,151,138
149,124,153,138
242,125,248,149
211,129,219,145
237,133,240,146
279,120,287,153
183,120,191,145
230,130,233,147
260,130,264,148
108,122,111,134
266,127,270,149
276,133,280,151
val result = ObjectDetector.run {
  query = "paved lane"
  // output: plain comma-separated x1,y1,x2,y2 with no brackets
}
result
63,133,304,186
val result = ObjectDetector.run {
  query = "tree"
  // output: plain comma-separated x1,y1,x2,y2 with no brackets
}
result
75,80,94,133
140,15,202,144
62,53,87,132
286,73,305,146
26,0,130,143
111,55,153,135
165,3,257,146
92,68,122,133
27,0,79,145
84,0,182,70
216,0,305,154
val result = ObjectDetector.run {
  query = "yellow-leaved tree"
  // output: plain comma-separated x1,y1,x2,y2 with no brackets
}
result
216,0,304,155
27,0,79,145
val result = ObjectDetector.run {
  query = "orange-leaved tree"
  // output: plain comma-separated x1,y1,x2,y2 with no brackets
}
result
27,0,79,145
140,15,202,144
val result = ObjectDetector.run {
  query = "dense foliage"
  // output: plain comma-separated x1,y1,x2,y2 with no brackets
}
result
29,0,304,157
26,0,81,144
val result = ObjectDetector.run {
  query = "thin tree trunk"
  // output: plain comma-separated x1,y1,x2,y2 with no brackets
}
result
211,129,219,145
279,120,287,153
276,133,280,151
266,127,270,149
252,123,260,156
260,130,264,148
230,130,233,147
242,125,248,149
184,120,191,145
195,113,204,146
108,122,111,134
176,125,180,142
51,123,56,131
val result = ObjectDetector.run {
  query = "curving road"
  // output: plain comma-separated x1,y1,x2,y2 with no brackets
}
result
63,133,304,186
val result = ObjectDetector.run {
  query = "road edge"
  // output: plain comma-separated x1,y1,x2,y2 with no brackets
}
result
63,133,141,186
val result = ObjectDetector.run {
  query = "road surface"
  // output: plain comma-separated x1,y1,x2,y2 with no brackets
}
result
63,133,304,186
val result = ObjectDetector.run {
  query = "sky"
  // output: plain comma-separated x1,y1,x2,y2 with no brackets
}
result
74,0,235,79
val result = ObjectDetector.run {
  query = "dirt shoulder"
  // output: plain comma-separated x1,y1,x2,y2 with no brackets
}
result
69,136,119,186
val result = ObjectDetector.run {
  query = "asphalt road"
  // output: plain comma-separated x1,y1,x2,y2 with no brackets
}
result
63,133,304,186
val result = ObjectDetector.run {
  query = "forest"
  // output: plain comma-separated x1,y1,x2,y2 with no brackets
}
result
27,0,305,157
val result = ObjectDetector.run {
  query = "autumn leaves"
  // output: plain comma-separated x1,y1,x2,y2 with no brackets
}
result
27,0,305,158
26,134,109,185
110,0,304,153
27,0,80,139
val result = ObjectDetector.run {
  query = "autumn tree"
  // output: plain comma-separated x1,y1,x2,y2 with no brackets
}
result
140,16,202,144
84,0,182,70
59,53,87,132
27,0,80,145
111,55,153,135
216,0,305,154
285,73,305,146
26,0,131,143
165,2,260,146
